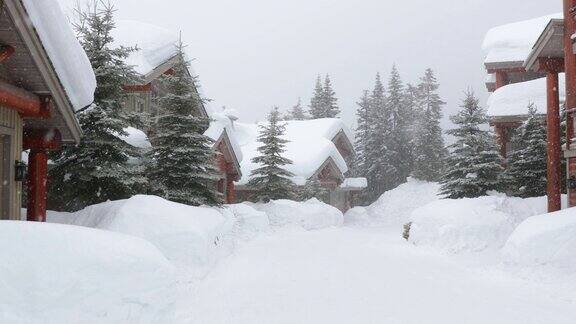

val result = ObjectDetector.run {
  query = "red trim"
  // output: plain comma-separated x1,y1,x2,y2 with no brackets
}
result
0,45,15,63
23,129,61,151
123,84,152,92
495,71,508,90
0,81,50,118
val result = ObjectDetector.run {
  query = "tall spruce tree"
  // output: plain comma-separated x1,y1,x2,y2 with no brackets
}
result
322,75,340,118
353,90,371,177
440,91,504,199
412,69,447,181
48,2,145,211
248,107,295,202
503,103,547,197
309,76,325,119
365,73,397,201
146,44,221,206
387,65,413,184
286,98,308,120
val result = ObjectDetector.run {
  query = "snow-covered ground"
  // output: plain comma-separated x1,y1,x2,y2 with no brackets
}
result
5,182,576,323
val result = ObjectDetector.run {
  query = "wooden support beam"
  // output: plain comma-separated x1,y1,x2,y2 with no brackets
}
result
546,71,562,212
564,0,576,150
24,129,61,222
495,71,508,90
0,81,50,118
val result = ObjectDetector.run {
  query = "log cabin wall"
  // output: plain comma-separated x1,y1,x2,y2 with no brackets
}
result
0,105,22,220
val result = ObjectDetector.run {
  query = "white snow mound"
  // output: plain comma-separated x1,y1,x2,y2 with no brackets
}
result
250,198,344,230
49,195,233,268
0,221,175,323
503,208,576,272
409,195,549,254
345,178,440,227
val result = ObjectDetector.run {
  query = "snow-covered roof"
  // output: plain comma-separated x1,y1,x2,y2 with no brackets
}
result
204,107,244,164
482,13,562,65
340,178,368,190
119,127,151,149
236,118,352,186
21,0,96,111
487,74,566,118
112,20,180,77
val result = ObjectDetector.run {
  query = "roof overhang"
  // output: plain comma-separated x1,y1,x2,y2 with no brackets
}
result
484,61,525,73
214,129,242,178
525,19,565,72
310,157,345,183
4,0,83,144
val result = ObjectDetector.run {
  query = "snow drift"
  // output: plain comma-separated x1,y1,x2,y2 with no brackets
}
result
49,195,233,269
409,195,550,254
249,198,344,230
345,178,440,227
503,208,576,272
0,221,174,323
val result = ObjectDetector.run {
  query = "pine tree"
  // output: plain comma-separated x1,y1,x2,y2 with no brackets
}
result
412,69,447,182
365,73,397,201
297,179,329,203
48,2,146,211
248,107,295,202
146,44,221,206
322,75,340,118
387,65,412,184
309,76,325,119
353,90,371,177
440,91,504,199
503,103,547,197
286,98,308,120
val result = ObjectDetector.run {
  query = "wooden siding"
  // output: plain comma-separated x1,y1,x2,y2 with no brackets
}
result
0,105,22,220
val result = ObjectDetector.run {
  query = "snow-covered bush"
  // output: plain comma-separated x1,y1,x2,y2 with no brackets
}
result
409,195,550,253
249,198,343,230
0,221,175,323
49,195,234,269
345,178,440,227
502,208,576,272
225,203,270,240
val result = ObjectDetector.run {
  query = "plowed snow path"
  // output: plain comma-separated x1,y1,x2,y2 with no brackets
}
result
182,227,576,324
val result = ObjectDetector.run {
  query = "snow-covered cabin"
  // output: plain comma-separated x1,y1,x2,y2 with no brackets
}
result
483,3,576,212
483,14,562,159
0,0,96,221
112,21,243,203
234,118,364,212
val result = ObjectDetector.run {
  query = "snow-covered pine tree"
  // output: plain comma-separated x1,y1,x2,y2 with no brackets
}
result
322,75,340,118
440,91,504,199
48,2,146,211
365,73,397,202
286,98,308,120
503,103,547,197
309,76,325,119
387,65,413,184
248,107,295,202
412,69,447,182
297,179,330,203
146,43,221,206
353,90,371,177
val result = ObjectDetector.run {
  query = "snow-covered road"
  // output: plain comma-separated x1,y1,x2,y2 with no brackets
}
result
181,226,576,324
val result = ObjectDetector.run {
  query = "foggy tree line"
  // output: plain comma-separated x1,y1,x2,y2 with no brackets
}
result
353,67,447,203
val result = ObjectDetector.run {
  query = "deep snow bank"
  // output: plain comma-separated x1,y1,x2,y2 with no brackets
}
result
503,208,576,272
249,198,343,230
409,195,549,253
49,195,233,269
0,221,174,323
345,178,440,226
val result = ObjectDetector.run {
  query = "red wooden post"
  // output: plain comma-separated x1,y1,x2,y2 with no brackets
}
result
226,177,236,204
546,71,562,212
495,70,507,90
27,149,48,222
564,0,576,149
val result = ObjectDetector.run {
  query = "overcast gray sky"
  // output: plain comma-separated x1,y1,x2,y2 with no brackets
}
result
59,0,558,129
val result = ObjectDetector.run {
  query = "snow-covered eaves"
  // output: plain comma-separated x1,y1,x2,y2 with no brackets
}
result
487,74,565,119
204,108,244,167
340,178,368,191
524,19,564,72
20,0,96,112
235,118,352,186
483,13,562,68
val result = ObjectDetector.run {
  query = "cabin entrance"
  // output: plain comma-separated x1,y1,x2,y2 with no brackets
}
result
0,133,10,219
